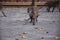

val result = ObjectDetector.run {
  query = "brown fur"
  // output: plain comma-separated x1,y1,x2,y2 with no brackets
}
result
28,6,39,25
29,6,39,18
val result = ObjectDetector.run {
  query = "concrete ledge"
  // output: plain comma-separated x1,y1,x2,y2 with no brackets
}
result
1,2,46,6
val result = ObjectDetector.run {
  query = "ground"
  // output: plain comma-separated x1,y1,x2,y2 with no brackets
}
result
0,7,60,40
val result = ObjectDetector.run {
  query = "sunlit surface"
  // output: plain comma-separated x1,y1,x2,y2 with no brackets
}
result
0,7,60,40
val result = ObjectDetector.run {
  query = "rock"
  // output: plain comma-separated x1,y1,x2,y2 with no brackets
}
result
15,38,19,40
41,37,44,39
38,27,44,31
46,32,49,34
55,37,58,39
35,27,44,31
20,35,26,39
22,32,28,34
53,21,55,23
35,27,38,29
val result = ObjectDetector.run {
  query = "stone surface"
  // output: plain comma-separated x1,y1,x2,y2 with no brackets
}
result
0,7,60,40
